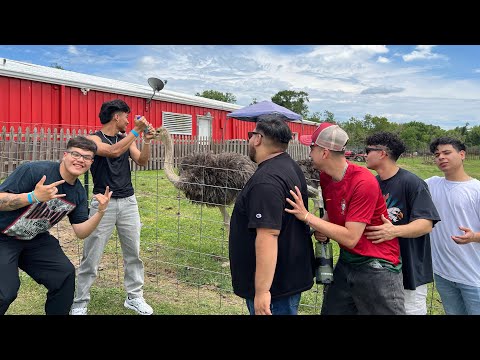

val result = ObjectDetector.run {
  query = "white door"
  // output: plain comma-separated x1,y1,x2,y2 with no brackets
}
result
197,115,212,143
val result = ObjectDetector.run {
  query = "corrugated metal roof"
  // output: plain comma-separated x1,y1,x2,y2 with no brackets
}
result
0,57,242,112
0,57,319,125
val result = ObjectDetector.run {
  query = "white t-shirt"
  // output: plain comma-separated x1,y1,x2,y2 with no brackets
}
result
425,176,480,287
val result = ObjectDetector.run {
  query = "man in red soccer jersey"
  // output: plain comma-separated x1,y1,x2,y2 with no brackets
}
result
285,123,405,315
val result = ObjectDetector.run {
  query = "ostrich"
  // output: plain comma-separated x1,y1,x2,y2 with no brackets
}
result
296,158,323,215
155,127,257,230
155,127,324,229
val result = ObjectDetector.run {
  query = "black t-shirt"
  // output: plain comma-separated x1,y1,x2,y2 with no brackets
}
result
377,168,441,289
229,152,315,299
0,161,88,240
90,131,134,198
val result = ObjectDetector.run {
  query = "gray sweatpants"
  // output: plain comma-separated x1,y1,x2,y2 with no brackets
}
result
72,195,144,309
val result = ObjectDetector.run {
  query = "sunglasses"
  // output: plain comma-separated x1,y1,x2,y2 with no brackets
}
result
66,150,94,161
365,147,385,154
247,131,263,140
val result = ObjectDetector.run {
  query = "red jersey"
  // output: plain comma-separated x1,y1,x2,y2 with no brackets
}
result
320,162,401,265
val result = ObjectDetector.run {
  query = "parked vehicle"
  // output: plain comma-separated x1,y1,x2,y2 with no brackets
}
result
345,150,366,162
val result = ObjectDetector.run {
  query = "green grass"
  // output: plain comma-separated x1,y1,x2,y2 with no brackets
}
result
397,156,480,179
6,158,480,315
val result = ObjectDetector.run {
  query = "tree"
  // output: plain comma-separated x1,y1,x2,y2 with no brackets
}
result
340,116,369,149
466,125,480,147
452,122,469,137
271,90,309,118
50,63,64,70
307,111,322,123
370,115,396,134
195,90,236,104
323,110,336,123
250,97,258,105
400,121,445,151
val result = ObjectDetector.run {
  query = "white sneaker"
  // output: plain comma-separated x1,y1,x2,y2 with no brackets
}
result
124,297,153,315
70,307,88,315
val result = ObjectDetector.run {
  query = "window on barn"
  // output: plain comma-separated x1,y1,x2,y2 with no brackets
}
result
162,112,192,135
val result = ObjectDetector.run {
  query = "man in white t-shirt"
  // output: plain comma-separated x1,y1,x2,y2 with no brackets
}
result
425,137,480,315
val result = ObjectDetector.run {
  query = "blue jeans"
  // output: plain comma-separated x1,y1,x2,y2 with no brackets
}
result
434,274,480,315
246,293,301,315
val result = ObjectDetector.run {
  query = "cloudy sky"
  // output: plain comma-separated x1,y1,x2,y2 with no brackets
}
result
1,45,479,129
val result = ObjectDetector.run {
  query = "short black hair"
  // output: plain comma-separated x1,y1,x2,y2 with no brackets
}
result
255,115,292,150
366,131,406,161
67,136,97,154
99,99,131,124
429,137,466,154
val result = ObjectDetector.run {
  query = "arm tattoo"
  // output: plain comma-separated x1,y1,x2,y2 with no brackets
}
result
0,194,24,211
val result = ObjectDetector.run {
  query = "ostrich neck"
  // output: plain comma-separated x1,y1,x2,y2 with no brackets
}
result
159,128,180,183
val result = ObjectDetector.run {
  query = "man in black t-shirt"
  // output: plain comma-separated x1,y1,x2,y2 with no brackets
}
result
364,132,441,315
71,99,155,315
229,115,314,315
0,136,112,315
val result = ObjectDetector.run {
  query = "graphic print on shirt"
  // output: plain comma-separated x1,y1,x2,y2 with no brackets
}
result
3,199,75,240
383,193,404,223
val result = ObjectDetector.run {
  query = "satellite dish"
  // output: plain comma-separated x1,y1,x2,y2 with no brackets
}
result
148,77,166,92
146,77,168,111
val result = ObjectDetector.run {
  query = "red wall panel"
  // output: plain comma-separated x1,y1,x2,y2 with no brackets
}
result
50,84,60,127
0,74,318,138
31,82,43,128
20,80,32,127
8,78,21,127
0,77,9,127
41,83,52,126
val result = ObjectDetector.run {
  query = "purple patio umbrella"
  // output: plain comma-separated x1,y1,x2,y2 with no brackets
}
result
227,100,302,122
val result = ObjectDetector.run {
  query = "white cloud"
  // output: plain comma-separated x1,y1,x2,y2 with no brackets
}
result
402,45,447,62
140,56,156,66
68,45,80,55
8,45,480,130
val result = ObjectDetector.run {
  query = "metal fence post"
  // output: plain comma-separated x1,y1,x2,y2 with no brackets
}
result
84,172,89,214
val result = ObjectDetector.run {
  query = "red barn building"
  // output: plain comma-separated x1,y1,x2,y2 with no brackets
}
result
0,58,317,140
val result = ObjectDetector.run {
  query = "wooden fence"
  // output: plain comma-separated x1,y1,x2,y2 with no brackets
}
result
0,126,310,179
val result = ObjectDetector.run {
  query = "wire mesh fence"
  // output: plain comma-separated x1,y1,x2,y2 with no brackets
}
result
1,126,446,314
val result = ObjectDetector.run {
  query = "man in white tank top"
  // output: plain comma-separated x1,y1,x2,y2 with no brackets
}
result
425,137,480,315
